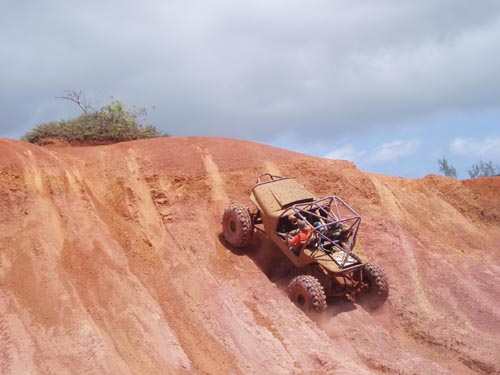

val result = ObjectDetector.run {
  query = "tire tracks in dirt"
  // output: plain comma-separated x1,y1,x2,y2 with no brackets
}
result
0,313,13,374
200,151,229,208
369,177,432,308
72,321,108,375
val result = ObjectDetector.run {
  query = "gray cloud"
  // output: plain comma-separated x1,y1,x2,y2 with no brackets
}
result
2,0,500,143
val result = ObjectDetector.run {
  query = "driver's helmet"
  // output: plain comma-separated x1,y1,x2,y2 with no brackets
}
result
298,220,308,230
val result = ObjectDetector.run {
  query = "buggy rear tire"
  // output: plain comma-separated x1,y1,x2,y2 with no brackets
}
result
222,204,254,248
288,275,327,312
363,262,389,301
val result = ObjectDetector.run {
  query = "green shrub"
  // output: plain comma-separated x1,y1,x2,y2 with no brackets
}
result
22,100,168,145
468,160,500,178
438,157,457,178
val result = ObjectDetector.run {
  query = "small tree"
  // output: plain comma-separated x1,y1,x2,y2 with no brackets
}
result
438,157,457,178
468,160,500,178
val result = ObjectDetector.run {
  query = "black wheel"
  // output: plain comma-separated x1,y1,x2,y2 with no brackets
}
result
288,275,327,312
222,204,254,248
363,262,389,301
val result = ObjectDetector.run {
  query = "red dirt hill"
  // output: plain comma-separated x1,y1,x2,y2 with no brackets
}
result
0,137,499,375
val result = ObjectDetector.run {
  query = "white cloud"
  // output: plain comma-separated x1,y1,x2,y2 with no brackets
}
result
450,136,500,158
324,139,420,164
367,139,421,164
324,145,362,161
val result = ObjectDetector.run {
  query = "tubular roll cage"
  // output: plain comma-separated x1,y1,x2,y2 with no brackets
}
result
285,196,362,269
255,172,287,184
288,196,361,250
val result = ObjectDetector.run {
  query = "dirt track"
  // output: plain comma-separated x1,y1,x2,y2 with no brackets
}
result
0,137,499,374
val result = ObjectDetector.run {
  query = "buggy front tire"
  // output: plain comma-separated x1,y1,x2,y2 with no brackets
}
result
288,275,327,312
222,204,254,248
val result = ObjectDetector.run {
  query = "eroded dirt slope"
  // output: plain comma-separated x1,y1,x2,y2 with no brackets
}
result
0,137,499,375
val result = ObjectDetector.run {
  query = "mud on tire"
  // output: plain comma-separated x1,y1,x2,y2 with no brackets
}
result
222,204,254,248
363,262,389,301
288,275,327,312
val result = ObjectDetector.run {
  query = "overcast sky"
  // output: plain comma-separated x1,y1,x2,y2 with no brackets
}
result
1,0,500,178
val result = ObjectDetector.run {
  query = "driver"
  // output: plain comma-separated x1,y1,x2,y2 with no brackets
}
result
287,220,312,255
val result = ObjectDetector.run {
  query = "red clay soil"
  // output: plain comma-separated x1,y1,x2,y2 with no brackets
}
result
0,137,499,375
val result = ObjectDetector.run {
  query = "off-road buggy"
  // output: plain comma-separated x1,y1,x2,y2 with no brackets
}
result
222,173,389,312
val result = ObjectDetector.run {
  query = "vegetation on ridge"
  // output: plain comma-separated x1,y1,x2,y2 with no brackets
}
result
438,157,500,178
22,91,167,145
